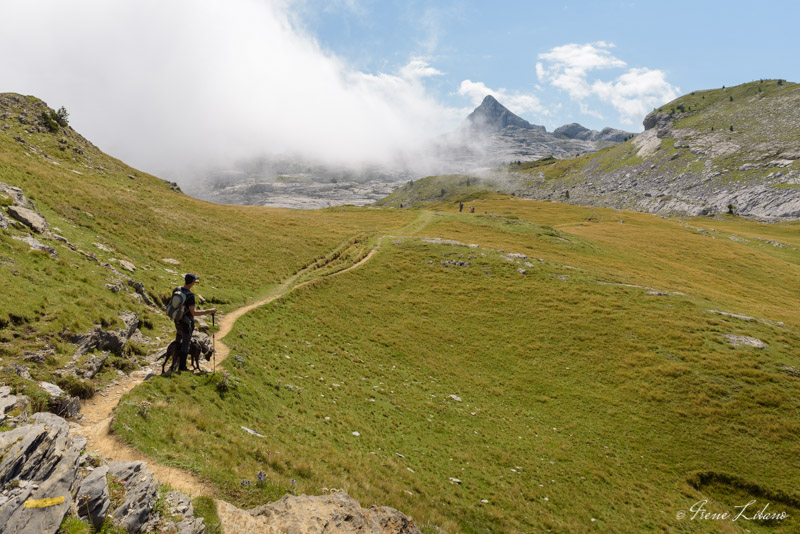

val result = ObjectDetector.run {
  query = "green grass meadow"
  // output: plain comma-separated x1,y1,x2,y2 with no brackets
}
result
115,198,800,533
3,94,800,533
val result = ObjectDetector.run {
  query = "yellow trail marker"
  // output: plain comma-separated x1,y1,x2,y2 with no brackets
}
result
23,496,65,508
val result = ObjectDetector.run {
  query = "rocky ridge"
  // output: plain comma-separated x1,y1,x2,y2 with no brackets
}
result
501,80,800,219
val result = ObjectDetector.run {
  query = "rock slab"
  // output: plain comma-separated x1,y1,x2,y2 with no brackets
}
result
218,492,422,534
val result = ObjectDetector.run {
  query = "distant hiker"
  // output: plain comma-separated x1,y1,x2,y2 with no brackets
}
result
470,206,475,213
167,273,216,372
459,202,464,212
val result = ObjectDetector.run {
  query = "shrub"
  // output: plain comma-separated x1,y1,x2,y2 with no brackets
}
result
56,375,95,399
41,111,59,132
55,106,69,127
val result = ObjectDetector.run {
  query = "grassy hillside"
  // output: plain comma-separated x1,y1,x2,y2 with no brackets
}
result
116,196,800,533
3,93,800,533
0,93,414,397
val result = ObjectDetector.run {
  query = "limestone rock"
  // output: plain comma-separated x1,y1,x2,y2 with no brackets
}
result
76,465,110,530
0,385,25,424
0,413,86,534
0,211,9,230
12,235,57,257
38,382,81,418
164,491,206,534
72,311,140,356
0,182,36,210
107,461,160,534
724,334,767,349
219,492,421,534
7,205,49,234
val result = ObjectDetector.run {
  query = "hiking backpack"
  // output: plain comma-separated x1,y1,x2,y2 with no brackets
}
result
165,287,187,322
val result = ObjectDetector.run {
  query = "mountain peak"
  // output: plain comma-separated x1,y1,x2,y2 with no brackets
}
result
464,95,544,133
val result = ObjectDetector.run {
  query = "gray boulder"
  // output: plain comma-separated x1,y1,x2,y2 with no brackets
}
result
0,182,36,210
76,465,110,530
0,211,9,230
72,311,140,356
164,491,206,534
7,205,49,234
0,413,86,534
38,382,81,418
0,386,26,424
107,461,160,534
11,235,57,257
246,492,422,533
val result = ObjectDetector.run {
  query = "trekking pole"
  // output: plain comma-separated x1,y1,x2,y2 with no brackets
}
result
212,312,216,375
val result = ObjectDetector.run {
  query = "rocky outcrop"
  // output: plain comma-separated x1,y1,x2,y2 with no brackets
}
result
0,413,206,534
107,461,161,533
0,413,85,534
0,181,50,235
72,311,141,356
218,492,421,534
38,381,81,418
7,205,49,234
12,235,57,257
554,123,631,143
500,81,800,220
0,386,26,424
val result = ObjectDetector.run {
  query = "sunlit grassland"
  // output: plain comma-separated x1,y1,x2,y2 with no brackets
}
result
116,200,800,533
0,111,416,387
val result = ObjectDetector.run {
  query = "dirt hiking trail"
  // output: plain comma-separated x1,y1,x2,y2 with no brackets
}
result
73,213,432,527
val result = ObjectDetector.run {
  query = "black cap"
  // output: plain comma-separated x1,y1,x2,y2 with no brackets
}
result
185,273,199,284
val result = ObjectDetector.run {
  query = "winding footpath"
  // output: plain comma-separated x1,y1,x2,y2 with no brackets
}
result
72,212,432,532
72,232,403,497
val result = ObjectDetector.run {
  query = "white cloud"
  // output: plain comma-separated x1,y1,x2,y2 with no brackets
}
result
537,41,679,127
592,68,680,124
0,0,461,178
457,80,546,117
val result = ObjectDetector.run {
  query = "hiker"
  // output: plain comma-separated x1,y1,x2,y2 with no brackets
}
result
470,205,475,213
459,202,463,212
172,273,216,372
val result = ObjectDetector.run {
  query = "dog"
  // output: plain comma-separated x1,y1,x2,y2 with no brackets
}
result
158,331,214,373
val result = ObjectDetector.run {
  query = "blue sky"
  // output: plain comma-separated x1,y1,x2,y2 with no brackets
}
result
295,0,799,131
1,1,797,176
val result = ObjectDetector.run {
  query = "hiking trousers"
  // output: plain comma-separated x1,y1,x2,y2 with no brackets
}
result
174,318,194,371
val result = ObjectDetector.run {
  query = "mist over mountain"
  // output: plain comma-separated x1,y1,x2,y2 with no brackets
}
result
188,95,630,208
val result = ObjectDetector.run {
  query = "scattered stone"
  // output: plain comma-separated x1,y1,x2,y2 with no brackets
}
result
81,352,111,379
217,492,422,534
128,280,156,307
241,426,267,438
117,259,136,272
517,268,527,274
0,211,9,230
94,242,113,252
352,431,361,437
724,334,767,349
449,478,462,485
440,260,470,268
7,205,49,234
780,365,800,377
161,258,181,265
12,364,33,381
23,347,54,364
12,235,57,258
647,290,669,296
448,394,462,402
